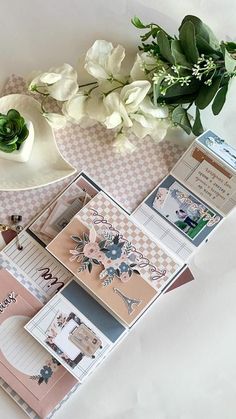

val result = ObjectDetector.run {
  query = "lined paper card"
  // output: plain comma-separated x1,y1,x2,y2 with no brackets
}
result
2,232,73,299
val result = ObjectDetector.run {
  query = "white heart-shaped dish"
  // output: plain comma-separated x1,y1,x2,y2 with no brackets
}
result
0,94,76,190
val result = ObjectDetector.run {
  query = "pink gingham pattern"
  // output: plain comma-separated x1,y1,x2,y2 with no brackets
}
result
0,75,186,226
77,192,181,287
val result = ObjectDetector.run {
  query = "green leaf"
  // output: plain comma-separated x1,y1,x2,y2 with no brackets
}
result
132,269,140,275
171,40,192,68
224,41,236,53
192,107,203,136
162,77,200,98
221,44,236,73
156,30,174,64
179,21,199,64
3,135,18,145
140,30,154,42
212,84,228,115
99,240,106,249
113,235,119,245
7,109,21,121
0,142,17,152
153,75,165,103
196,34,222,56
92,259,100,265
172,105,192,134
18,125,29,143
195,76,221,109
131,16,147,29
179,15,220,51
162,93,197,104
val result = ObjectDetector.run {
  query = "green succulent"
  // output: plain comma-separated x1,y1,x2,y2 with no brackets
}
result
132,15,236,135
0,109,29,153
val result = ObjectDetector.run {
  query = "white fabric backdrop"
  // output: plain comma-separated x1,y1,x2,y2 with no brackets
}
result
1,1,236,418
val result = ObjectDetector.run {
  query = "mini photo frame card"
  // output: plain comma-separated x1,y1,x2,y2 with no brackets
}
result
25,279,127,382
46,192,183,327
171,130,236,216
132,175,223,261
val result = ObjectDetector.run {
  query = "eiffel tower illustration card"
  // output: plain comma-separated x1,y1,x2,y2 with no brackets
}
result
25,279,127,381
46,192,182,326
0,268,77,419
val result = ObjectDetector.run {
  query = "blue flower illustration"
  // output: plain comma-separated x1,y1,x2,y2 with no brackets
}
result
119,262,129,273
107,266,116,276
40,366,52,382
106,244,122,260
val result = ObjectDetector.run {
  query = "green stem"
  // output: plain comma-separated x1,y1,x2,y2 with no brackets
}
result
79,81,98,88
32,86,50,96
104,85,126,96
86,84,99,95
40,96,49,113
110,77,126,86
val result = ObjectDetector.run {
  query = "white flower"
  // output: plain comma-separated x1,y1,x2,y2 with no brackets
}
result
130,52,157,81
62,92,87,122
85,94,107,123
103,92,132,129
131,114,169,141
103,80,151,129
84,40,125,80
120,80,151,113
139,96,169,118
43,112,67,129
113,132,135,153
29,63,78,101
129,97,169,141
63,92,107,128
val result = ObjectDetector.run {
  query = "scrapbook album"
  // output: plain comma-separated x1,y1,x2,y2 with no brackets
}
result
1,130,235,418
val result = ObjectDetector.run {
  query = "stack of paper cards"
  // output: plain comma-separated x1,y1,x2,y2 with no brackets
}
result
29,173,99,246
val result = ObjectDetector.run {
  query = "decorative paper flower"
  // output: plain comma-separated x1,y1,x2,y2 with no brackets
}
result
83,242,101,258
106,266,116,276
84,40,125,80
120,272,130,283
30,358,58,385
40,366,53,382
29,63,78,101
119,262,129,273
105,243,123,260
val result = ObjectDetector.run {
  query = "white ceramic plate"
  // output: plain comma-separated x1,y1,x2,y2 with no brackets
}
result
0,94,76,191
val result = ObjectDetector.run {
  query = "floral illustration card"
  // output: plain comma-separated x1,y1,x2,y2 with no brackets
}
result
46,192,182,326
25,280,127,381
0,268,77,419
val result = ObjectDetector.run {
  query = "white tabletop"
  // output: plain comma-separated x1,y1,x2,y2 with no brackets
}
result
1,1,236,418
